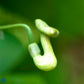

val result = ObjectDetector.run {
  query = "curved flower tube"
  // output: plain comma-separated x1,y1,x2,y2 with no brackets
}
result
28,34,57,71
28,19,59,71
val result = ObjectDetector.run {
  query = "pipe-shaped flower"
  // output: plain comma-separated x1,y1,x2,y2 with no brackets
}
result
28,33,57,71
28,19,59,71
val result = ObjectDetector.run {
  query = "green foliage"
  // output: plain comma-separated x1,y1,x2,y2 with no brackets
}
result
0,31,24,74
0,74,46,84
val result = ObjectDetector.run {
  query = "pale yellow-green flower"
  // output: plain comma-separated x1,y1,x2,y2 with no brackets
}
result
28,19,59,71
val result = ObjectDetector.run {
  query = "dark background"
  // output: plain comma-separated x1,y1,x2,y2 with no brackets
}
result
0,0,84,84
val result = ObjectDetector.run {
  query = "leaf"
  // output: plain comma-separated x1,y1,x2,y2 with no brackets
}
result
0,31,24,74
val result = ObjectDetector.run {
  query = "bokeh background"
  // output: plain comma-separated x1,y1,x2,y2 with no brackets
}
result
0,0,84,84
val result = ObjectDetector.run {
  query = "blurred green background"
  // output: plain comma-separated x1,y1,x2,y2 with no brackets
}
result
0,0,84,84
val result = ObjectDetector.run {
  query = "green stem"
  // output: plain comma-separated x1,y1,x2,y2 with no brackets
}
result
0,24,34,44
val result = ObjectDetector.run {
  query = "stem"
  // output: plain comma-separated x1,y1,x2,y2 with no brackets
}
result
0,24,34,44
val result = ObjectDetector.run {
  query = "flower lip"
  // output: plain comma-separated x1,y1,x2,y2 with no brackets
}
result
35,19,60,37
